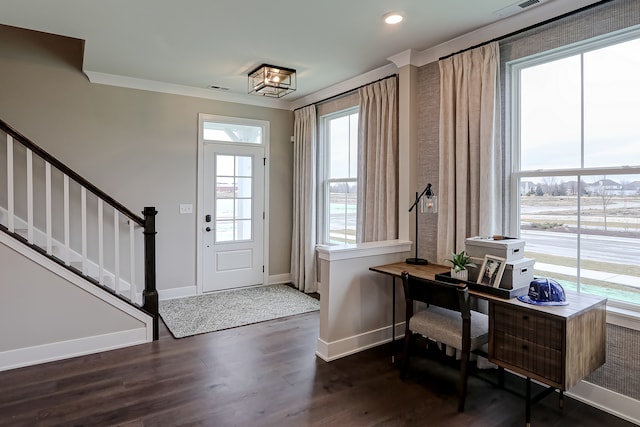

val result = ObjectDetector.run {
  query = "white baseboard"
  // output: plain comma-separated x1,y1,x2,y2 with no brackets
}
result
158,285,197,301
316,322,405,362
568,381,640,425
269,273,291,285
0,328,148,372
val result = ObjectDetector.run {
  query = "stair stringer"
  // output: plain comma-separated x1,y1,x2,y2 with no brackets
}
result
0,231,153,372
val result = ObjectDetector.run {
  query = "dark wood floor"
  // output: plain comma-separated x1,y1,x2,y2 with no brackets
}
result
0,312,634,427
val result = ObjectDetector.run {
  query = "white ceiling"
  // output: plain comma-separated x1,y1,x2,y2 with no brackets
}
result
0,0,600,109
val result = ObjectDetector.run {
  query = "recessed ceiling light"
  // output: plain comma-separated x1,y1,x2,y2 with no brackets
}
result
384,12,403,25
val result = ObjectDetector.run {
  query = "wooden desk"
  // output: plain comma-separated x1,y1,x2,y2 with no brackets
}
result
369,262,450,280
370,261,607,426
489,293,606,426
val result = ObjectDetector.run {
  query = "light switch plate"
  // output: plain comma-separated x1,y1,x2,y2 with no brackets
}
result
179,204,192,214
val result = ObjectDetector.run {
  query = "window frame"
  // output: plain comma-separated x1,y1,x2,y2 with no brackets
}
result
507,26,640,310
318,106,359,245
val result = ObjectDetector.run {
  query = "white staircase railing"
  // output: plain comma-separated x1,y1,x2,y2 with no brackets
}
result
0,119,158,339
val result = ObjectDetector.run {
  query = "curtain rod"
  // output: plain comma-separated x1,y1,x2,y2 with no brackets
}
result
293,74,398,112
439,0,613,60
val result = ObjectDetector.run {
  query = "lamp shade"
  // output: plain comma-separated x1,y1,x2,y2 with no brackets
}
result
248,64,296,98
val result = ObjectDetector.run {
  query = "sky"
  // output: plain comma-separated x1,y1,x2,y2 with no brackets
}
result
519,36,640,174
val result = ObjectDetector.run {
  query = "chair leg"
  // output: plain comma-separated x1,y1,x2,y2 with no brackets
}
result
458,349,471,412
401,332,413,379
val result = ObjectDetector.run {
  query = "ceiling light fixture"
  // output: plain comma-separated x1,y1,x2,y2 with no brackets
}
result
384,12,403,25
248,64,296,98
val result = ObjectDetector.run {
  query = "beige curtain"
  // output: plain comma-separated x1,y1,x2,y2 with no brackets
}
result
437,42,502,264
291,105,317,293
356,76,399,242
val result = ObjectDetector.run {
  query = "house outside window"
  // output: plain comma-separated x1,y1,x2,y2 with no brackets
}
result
319,107,359,244
509,29,640,307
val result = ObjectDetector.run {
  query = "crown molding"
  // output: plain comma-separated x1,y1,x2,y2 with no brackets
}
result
289,63,397,111
84,70,293,111
413,0,602,66
387,49,419,68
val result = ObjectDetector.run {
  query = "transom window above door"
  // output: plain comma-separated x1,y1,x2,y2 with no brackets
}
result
203,121,263,144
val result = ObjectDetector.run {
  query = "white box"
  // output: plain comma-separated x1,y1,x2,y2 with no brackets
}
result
500,257,535,290
465,236,525,261
463,256,533,291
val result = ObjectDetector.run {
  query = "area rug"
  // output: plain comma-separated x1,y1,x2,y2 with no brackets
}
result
159,284,320,338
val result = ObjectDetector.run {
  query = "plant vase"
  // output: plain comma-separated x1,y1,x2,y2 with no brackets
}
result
450,268,468,281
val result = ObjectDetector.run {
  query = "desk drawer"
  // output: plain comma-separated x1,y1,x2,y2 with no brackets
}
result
492,304,563,350
492,330,563,383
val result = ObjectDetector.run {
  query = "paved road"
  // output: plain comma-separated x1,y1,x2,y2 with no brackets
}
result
521,229,640,265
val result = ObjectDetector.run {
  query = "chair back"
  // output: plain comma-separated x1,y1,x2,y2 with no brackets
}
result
400,272,471,320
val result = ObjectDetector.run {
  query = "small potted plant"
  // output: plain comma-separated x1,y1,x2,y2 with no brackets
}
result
446,250,477,281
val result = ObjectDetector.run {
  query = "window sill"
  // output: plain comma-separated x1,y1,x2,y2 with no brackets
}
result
607,303,640,331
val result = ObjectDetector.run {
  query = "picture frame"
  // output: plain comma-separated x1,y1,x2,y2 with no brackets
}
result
477,254,506,288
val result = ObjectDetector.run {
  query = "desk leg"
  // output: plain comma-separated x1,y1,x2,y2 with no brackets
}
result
391,277,396,363
525,377,531,427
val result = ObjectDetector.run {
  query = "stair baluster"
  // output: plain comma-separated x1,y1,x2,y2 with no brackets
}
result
0,118,158,340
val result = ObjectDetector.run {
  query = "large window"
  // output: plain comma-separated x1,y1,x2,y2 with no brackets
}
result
510,29,640,307
319,108,358,244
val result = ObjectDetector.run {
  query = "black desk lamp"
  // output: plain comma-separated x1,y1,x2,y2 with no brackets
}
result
406,183,434,265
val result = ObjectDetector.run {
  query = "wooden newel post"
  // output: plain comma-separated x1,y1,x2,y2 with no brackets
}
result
142,206,159,340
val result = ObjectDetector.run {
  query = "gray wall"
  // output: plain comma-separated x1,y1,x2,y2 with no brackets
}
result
416,61,440,263
0,25,294,292
0,242,143,351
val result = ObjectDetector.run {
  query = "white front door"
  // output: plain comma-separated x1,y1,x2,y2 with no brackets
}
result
202,142,265,292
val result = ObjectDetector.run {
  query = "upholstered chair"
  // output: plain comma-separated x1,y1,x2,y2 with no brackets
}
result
400,272,489,412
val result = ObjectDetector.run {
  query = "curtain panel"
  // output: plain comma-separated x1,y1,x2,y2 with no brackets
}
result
437,42,502,264
356,76,399,242
291,105,317,293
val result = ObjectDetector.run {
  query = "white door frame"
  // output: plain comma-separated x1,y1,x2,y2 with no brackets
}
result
196,113,270,295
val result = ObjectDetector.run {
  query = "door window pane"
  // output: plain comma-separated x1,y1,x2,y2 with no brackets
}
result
236,156,253,176
216,177,235,199
235,220,252,240
215,154,254,243
235,199,252,220
216,155,235,176
216,221,233,242
236,177,252,198
216,199,233,220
